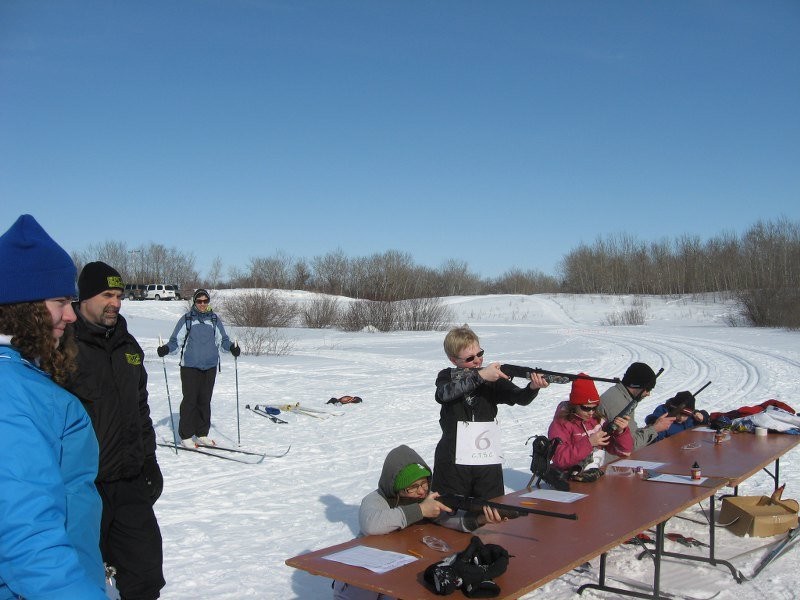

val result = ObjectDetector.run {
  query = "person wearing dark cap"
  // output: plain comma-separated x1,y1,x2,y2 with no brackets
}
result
0,215,107,599
333,444,505,600
66,261,165,599
157,288,239,448
599,362,674,450
645,391,710,442
548,375,633,476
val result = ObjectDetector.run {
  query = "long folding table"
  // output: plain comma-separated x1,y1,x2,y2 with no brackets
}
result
287,429,799,599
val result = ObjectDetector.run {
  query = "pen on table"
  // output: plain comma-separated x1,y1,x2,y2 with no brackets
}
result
520,501,538,506
407,549,424,559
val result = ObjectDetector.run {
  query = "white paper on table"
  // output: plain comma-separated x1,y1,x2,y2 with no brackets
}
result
610,459,666,470
323,546,418,574
646,473,708,485
520,489,587,503
692,427,716,432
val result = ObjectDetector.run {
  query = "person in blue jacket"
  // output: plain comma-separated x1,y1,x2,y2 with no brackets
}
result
645,391,710,442
157,289,239,448
0,214,107,600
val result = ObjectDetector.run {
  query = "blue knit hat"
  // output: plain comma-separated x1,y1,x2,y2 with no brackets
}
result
0,214,77,304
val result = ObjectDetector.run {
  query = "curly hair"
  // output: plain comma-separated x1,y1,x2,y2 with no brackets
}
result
0,301,77,386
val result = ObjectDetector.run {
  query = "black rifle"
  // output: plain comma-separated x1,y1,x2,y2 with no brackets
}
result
604,367,665,433
438,493,577,521
499,364,621,385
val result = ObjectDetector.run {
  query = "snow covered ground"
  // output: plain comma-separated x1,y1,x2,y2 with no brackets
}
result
121,292,800,599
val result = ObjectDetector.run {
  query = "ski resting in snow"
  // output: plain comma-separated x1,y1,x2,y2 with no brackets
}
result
573,563,721,600
245,404,289,423
262,402,344,418
157,441,290,462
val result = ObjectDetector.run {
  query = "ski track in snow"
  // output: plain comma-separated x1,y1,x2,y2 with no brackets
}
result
117,293,800,600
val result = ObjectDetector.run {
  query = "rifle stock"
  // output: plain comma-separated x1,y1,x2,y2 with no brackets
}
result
438,493,577,521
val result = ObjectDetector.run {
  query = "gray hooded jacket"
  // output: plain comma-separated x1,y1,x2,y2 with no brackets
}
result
358,445,477,536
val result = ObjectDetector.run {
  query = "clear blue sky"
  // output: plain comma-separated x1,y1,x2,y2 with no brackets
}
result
2,1,798,279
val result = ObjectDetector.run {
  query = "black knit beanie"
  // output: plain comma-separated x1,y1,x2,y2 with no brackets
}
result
621,362,657,390
78,261,124,301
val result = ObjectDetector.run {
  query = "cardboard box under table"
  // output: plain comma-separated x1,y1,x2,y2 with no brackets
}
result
719,495,799,537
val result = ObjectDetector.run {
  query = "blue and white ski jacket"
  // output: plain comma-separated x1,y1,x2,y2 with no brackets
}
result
0,343,106,600
165,306,233,370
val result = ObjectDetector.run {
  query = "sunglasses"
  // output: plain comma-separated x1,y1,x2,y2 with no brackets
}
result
578,405,599,412
195,298,210,305
458,349,485,363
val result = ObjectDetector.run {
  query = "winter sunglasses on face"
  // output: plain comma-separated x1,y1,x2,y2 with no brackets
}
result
579,405,598,412
459,349,485,363
195,298,210,305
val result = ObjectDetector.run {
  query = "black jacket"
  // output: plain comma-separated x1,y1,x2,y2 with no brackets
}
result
435,367,538,440
68,307,156,482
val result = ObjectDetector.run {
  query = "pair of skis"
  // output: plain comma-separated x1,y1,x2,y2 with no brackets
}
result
745,527,799,579
574,562,720,600
261,402,343,419
246,404,289,424
157,440,290,463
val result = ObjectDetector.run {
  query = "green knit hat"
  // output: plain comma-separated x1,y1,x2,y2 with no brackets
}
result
394,463,431,492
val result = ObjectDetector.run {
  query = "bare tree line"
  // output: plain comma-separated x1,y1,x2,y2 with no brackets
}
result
558,217,800,296
226,249,561,300
71,217,799,328
71,243,201,291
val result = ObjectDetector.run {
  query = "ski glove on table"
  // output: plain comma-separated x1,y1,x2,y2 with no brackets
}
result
424,536,509,598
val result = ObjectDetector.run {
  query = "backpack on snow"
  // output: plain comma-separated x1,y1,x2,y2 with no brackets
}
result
327,396,363,405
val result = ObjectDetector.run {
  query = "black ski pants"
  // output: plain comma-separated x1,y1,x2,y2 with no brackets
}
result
97,476,164,600
431,438,505,500
178,366,217,439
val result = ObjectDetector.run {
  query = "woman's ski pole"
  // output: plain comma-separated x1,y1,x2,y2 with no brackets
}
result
159,336,179,454
234,340,241,446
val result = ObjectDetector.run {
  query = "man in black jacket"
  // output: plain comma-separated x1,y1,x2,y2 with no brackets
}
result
67,261,165,600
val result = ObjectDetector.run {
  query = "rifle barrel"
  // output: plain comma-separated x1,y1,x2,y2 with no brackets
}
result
485,499,577,520
694,381,712,396
439,494,577,521
500,364,620,385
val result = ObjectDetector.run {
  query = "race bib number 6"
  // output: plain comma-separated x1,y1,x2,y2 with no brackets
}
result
455,421,503,465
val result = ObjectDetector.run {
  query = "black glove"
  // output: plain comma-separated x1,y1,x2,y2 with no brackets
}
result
570,467,604,483
141,456,163,504
156,345,169,358
424,559,461,595
463,580,502,598
230,344,241,358
424,537,508,597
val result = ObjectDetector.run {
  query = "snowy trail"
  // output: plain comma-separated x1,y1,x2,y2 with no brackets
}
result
117,293,800,600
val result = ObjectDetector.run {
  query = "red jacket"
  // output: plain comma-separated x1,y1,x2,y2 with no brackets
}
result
548,405,633,471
